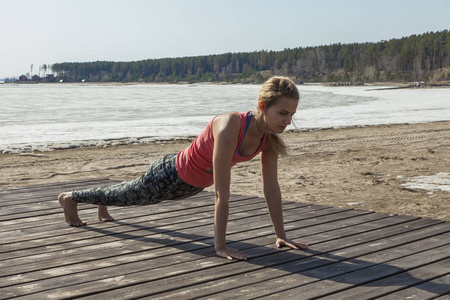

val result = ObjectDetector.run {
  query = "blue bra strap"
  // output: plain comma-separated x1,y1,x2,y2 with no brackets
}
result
237,112,252,155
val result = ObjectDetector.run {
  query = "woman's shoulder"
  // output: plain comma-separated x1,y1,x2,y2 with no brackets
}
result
212,113,241,137
215,112,241,121
213,112,241,128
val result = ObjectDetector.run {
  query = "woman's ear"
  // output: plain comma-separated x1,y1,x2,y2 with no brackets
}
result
259,101,265,113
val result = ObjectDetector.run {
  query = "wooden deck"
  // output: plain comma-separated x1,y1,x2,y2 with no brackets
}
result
0,179,449,299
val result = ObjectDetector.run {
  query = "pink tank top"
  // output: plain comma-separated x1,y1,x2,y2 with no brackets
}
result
176,111,267,188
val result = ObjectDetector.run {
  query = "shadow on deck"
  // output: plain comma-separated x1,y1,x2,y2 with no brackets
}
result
0,179,449,299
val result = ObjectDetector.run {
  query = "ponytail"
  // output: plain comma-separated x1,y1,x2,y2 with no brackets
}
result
271,132,288,157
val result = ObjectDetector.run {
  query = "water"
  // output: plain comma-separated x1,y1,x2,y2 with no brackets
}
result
1,83,449,152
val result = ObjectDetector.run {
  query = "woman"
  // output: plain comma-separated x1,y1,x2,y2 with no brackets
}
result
59,76,308,261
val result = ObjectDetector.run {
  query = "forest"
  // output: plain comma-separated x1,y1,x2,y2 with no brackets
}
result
49,30,450,84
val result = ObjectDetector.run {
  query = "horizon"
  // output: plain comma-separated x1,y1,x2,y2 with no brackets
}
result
1,0,450,78
3,29,448,81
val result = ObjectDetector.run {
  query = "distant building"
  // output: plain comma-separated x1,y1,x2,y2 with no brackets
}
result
19,75,28,81
32,74,40,81
46,74,55,82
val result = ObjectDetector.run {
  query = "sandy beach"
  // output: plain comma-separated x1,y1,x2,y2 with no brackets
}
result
1,121,449,221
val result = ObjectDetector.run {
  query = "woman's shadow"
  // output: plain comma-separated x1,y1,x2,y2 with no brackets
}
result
80,218,449,297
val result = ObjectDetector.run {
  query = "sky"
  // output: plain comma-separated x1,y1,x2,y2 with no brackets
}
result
1,0,449,79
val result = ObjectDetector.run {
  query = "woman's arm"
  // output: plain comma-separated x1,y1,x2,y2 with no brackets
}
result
260,136,308,250
212,114,249,260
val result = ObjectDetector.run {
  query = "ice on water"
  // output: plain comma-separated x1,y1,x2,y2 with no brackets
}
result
0,83,449,152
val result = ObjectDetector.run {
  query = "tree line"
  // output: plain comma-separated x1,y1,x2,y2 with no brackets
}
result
51,30,450,83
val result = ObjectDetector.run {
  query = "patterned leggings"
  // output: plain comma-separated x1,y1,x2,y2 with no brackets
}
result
72,153,204,206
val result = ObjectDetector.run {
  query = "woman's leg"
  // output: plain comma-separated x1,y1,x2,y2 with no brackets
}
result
58,191,86,226
98,205,114,222
58,194,114,226
58,154,203,226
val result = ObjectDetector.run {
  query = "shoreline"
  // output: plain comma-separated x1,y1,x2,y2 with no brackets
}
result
3,79,450,86
1,121,449,221
2,120,449,154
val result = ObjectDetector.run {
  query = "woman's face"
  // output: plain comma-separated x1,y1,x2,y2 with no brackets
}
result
263,97,298,134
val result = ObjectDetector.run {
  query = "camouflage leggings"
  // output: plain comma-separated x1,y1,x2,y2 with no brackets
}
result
72,153,204,206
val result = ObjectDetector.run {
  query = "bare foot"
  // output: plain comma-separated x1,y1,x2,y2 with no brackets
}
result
58,192,87,226
98,205,115,222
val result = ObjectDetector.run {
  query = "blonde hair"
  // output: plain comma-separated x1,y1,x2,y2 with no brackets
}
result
257,76,299,156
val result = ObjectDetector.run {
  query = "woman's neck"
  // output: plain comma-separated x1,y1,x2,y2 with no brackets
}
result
251,109,269,136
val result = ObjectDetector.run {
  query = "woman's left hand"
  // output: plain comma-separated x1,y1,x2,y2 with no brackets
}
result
276,237,308,250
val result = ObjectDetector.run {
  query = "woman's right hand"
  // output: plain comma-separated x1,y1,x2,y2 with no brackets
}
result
216,246,249,261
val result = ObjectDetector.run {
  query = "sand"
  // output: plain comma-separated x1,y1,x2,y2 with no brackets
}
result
1,121,449,221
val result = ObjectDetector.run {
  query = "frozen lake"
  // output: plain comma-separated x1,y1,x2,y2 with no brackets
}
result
0,83,449,152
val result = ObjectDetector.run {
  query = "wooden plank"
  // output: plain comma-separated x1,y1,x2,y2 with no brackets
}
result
0,193,260,236
73,220,444,299
0,210,382,297
0,193,219,234
0,178,115,194
1,180,449,299
0,205,348,277
263,244,450,299
0,199,305,249
126,228,450,299
10,216,436,299
374,274,450,299
0,190,215,222
0,179,121,201
0,191,250,222
0,197,305,251
0,192,256,233
275,243,449,299
315,258,450,300
0,202,304,271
